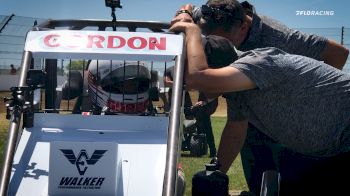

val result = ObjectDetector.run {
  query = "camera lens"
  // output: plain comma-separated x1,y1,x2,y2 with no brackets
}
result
192,6,202,23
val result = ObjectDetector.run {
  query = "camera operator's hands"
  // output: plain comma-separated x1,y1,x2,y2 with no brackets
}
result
171,4,194,25
169,21,200,37
190,100,207,114
192,101,207,109
193,100,206,107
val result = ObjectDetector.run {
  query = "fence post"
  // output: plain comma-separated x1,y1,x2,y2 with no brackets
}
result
341,26,344,45
0,14,15,33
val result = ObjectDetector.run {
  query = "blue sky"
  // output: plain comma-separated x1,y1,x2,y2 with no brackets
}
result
0,0,349,28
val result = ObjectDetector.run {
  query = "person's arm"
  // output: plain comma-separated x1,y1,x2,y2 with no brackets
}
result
217,120,248,173
186,66,256,93
320,39,349,70
169,22,256,93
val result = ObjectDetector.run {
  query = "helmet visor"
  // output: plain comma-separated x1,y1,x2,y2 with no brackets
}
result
101,77,150,94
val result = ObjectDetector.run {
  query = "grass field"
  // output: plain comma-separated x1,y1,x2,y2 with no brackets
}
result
181,116,248,196
0,91,9,167
0,91,248,195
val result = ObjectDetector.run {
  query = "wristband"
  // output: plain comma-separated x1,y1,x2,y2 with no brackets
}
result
176,9,193,17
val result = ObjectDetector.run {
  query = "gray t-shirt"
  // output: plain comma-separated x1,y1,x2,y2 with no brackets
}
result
226,47,350,157
239,14,327,60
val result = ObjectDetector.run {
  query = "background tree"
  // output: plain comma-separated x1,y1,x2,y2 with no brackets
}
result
65,60,86,71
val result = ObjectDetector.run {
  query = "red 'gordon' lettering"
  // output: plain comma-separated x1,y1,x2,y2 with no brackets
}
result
128,37,147,49
44,34,59,47
43,34,166,50
149,37,166,50
87,35,105,48
108,36,126,48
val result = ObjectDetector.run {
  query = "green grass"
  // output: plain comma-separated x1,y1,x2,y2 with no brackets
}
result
0,113,9,166
180,116,248,196
0,114,248,195
0,92,10,166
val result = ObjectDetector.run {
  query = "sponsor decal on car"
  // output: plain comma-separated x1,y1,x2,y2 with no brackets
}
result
57,149,108,190
49,142,118,195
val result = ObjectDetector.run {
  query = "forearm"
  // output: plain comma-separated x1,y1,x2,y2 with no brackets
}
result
182,25,213,91
217,120,248,173
321,39,349,70
185,27,208,74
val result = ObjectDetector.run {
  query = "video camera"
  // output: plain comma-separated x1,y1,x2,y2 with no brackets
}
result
105,0,122,31
105,0,122,8
191,1,254,23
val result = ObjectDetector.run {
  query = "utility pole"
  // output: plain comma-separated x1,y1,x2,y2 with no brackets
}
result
0,14,15,33
341,26,344,45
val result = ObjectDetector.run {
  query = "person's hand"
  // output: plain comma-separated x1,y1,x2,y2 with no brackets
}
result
190,101,206,114
169,21,200,36
192,101,206,108
171,4,194,25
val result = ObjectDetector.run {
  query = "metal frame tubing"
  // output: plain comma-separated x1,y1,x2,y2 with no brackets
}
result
36,19,170,32
162,35,186,196
0,19,184,195
0,51,32,196
45,59,57,112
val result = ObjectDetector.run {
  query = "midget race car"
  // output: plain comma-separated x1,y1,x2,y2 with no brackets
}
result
0,16,187,196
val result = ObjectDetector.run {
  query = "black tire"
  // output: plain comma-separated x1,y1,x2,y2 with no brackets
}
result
260,170,280,196
190,133,207,157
